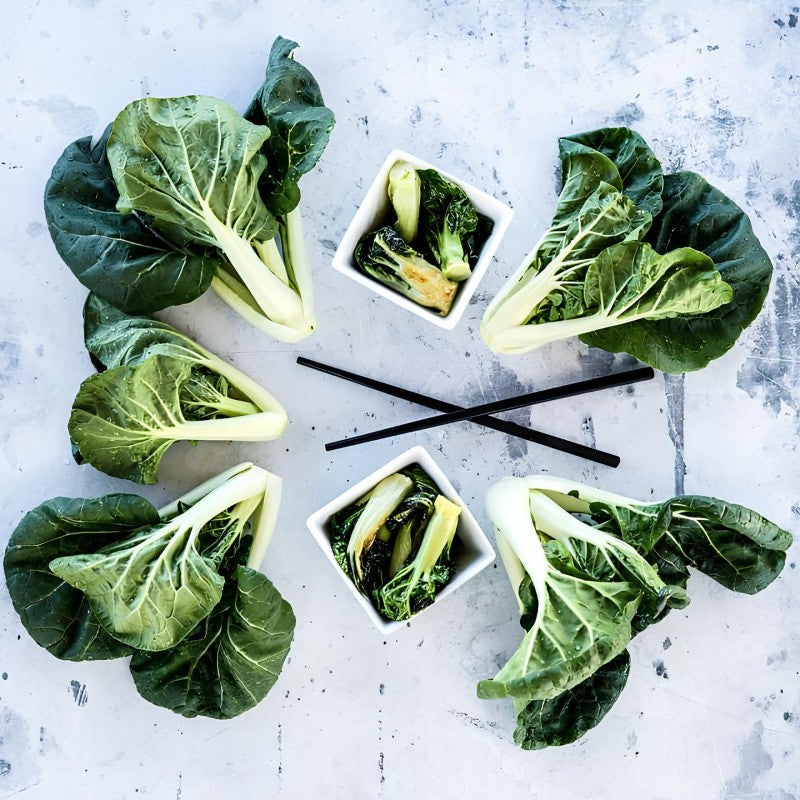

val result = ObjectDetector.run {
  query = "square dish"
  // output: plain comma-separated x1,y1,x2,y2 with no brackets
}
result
306,445,496,633
331,148,514,330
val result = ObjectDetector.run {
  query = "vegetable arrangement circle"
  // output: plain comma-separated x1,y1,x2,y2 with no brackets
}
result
4,33,791,750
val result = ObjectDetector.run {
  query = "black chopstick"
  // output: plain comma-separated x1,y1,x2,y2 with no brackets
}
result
324,366,654,452
297,356,620,467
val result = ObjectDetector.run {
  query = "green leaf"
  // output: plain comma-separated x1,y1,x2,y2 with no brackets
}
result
3,495,159,660
477,568,639,701
533,182,653,311
245,36,335,215
49,513,234,653
550,139,623,229
583,241,733,321
108,95,277,246
130,566,295,718
83,293,205,370
69,354,194,484
44,128,217,313
513,650,631,750
583,172,773,372
655,495,792,594
562,127,664,216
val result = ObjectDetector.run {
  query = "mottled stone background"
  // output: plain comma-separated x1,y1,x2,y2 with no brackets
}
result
1,1,798,798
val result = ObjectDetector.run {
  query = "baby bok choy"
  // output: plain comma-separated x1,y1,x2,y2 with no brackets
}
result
328,464,460,621
69,295,287,484
4,463,295,719
480,475,792,750
481,127,773,372
44,36,333,343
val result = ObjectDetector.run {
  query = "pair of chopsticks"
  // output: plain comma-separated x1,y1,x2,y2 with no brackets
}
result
297,356,655,467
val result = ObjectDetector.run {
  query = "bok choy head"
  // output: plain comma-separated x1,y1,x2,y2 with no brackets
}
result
481,127,772,372
480,473,792,750
69,295,287,484
48,463,282,652
43,37,333,343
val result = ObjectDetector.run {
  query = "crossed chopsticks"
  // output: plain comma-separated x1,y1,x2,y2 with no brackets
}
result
297,356,655,467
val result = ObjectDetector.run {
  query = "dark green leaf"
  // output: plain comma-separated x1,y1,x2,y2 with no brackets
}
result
583,172,773,372
130,566,295,718
514,650,631,750
656,495,792,594
43,129,217,313
245,36,335,215
83,293,204,370
3,495,159,660
562,127,664,215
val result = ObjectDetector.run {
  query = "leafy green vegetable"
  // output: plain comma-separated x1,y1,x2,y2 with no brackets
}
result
43,128,219,314
378,495,459,621
481,127,772,371
106,94,319,341
530,476,793,595
354,226,458,315
478,480,641,701
5,464,293,718
245,36,335,216
69,295,287,484
417,168,478,281
584,171,774,371
513,650,630,750
388,161,421,243
49,465,274,651
480,474,792,749
328,464,461,620
3,494,158,661
44,37,332,342
130,565,295,719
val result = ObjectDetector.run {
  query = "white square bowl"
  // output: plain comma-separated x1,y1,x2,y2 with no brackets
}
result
331,148,514,330
306,445,496,634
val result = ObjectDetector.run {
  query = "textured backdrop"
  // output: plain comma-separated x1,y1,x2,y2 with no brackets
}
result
1,1,798,798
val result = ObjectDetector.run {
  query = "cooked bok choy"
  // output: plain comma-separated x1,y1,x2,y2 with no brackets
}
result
354,161,493,314
417,168,479,281
481,127,772,372
354,226,458,315
4,463,295,719
328,464,460,620
388,161,421,243
69,295,287,484
44,37,333,342
378,495,460,621
480,475,791,750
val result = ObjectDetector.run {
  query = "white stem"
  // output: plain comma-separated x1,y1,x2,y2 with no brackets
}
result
210,275,312,343
519,475,642,512
203,351,288,431
168,466,268,529
485,478,548,624
202,207,306,329
158,462,254,519
253,237,290,285
495,530,527,612
283,206,317,326
482,309,626,354
246,470,283,570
